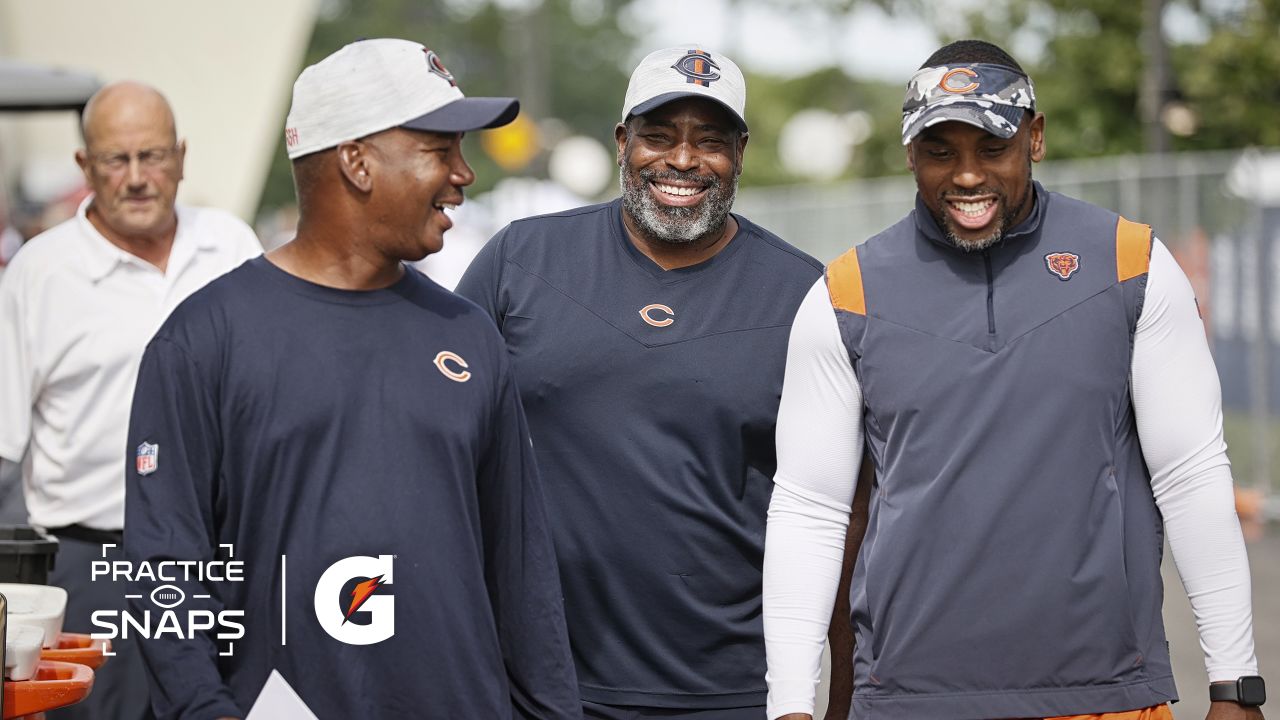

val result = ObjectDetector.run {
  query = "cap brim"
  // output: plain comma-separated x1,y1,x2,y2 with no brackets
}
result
901,102,1024,145
401,96,520,133
628,91,748,132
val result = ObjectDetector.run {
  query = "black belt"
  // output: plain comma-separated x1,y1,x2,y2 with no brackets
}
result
46,524,123,545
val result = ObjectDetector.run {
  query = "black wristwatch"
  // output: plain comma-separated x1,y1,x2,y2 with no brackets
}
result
1210,676,1266,706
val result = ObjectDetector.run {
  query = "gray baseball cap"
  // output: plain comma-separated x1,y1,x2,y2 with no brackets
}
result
900,63,1036,145
621,45,748,132
285,39,519,160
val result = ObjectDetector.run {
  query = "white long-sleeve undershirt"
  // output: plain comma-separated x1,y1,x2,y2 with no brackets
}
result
762,238,1259,719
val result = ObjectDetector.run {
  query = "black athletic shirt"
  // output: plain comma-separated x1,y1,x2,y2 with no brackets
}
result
457,200,822,708
124,257,580,719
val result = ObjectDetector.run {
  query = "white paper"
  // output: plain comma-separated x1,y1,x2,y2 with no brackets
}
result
245,669,319,720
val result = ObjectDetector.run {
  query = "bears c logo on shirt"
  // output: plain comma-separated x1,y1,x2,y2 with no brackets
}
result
434,351,471,382
640,304,675,327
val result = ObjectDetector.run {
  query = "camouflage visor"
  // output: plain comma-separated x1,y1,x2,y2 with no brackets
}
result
900,63,1036,145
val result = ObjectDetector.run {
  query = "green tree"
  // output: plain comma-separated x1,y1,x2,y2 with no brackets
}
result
1177,0,1280,149
740,68,907,185
928,0,1280,156
748,0,1280,167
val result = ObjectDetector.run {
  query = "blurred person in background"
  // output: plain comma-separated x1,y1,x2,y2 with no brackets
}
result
124,39,579,719
763,39,1265,720
457,45,826,719
0,80,260,719
0,191,20,271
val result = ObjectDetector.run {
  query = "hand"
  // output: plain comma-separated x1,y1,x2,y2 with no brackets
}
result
1205,701,1265,720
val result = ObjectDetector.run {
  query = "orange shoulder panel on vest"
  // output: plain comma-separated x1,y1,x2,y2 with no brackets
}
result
1116,216,1152,283
827,247,866,315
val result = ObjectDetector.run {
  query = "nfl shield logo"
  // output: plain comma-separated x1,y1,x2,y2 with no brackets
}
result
136,442,159,476
1044,252,1080,281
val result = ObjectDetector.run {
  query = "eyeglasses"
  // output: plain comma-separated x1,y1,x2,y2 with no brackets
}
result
90,145,180,173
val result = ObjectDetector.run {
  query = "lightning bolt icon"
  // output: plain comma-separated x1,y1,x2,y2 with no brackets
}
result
343,575,384,625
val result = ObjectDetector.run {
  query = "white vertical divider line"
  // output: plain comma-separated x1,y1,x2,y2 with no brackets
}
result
281,554,287,646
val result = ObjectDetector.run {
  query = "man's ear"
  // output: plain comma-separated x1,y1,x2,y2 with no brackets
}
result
174,139,187,182
337,141,373,192
614,122,629,167
1028,112,1046,163
74,149,91,181
905,143,916,173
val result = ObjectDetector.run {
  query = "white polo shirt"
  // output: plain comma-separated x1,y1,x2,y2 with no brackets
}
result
0,196,261,530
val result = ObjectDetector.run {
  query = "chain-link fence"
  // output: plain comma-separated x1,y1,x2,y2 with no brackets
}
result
737,149,1280,516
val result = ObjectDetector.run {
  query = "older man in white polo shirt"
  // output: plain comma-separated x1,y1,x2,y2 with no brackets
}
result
0,81,259,720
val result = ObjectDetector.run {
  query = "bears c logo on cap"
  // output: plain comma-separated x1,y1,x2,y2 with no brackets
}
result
423,49,457,87
672,49,721,87
939,67,980,94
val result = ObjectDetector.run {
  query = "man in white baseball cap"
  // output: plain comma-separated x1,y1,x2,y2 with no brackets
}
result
124,39,580,719
456,45,826,719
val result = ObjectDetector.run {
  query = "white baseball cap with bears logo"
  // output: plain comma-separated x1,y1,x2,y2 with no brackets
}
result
621,45,747,132
285,38,519,160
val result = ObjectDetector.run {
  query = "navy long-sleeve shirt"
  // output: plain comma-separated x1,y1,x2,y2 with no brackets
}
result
457,201,822,708
124,257,579,719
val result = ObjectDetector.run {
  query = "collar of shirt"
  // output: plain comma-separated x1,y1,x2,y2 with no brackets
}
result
75,195,218,283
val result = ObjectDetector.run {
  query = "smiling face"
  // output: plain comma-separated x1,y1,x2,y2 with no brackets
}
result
361,128,475,261
615,97,747,246
907,112,1045,251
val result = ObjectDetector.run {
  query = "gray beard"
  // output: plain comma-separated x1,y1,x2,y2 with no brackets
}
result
619,166,737,245
942,220,1006,252
936,186,1026,253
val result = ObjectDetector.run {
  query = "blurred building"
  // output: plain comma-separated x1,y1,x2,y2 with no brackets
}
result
0,0,319,225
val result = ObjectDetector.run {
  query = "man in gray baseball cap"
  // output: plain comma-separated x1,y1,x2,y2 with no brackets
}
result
125,38,581,719
457,44,827,719
763,38,1265,720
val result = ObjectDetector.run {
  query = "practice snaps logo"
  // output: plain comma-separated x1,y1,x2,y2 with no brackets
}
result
90,544,246,657
313,555,395,645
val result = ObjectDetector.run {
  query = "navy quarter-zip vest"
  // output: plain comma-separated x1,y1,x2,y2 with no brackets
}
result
827,182,1177,719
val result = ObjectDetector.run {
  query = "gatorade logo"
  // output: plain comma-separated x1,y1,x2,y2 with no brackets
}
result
313,555,394,645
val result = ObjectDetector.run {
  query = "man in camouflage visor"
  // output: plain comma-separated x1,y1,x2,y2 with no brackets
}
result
762,39,1265,720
